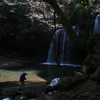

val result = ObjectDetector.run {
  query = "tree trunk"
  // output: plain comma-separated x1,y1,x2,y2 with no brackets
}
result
42,0,90,53
42,0,100,77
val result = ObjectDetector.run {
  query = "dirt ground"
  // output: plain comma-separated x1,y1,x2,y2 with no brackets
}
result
1,83,48,100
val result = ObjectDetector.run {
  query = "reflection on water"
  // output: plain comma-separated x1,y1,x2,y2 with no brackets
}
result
0,63,81,82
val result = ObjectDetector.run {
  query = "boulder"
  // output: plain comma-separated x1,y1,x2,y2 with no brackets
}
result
14,95,27,100
6,90,21,98
22,89,36,99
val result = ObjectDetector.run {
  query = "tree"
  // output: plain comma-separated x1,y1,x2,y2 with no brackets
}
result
41,0,100,77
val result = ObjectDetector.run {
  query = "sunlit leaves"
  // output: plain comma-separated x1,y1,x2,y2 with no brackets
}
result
75,0,100,13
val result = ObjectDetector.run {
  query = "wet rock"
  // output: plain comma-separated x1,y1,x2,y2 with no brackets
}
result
2,97,11,100
14,95,27,100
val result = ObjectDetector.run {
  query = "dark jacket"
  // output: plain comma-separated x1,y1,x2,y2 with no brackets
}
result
20,73,26,82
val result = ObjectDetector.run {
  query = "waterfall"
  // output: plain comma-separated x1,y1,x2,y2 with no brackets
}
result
94,14,100,34
47,26,84,64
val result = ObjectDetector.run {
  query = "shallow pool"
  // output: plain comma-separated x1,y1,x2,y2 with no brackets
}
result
0,63,81,82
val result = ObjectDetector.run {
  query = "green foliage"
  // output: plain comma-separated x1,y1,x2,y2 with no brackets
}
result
75,0,100,13
75,0,100,23
76,0,89,13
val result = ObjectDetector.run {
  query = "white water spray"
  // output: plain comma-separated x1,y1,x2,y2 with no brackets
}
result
47,26,82,64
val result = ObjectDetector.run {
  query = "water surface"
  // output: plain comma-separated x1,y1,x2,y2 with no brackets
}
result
0,63,81,82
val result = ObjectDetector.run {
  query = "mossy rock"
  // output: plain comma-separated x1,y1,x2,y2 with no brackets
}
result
6,90,22,98
44,83,61,94
14,95,27,100
22,89,36,99
44,86,53,94
90,66,100,81
82,54,98,75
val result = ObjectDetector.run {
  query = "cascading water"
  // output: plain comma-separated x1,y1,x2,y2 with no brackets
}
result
94,14,100,34
46,14,100,65
47,26,85,65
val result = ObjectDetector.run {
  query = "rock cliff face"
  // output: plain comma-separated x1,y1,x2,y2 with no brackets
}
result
0,0,77,57
0,0,53,56
0,0,95,57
